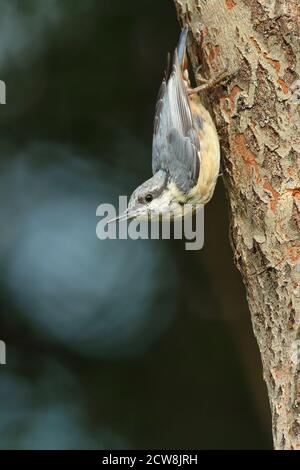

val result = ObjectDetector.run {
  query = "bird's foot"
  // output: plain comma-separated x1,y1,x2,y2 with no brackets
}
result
188,60,229,95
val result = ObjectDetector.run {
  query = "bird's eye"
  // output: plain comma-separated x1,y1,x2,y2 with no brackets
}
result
145,194,153,203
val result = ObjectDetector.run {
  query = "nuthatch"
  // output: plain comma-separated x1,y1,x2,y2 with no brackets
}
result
114,26,220,222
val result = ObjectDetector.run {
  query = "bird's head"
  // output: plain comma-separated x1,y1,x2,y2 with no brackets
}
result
111,170,190,223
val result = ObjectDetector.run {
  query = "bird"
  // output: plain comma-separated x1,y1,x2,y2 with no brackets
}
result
113,25,220,222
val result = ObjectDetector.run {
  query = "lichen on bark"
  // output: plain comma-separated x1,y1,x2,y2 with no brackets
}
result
174,0,300,449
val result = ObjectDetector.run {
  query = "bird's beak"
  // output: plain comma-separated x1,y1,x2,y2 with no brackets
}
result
107,208,143,224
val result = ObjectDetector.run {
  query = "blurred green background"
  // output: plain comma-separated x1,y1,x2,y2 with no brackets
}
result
0,0,272,449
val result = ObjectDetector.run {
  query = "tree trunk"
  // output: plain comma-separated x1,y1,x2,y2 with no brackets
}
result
174,0,300,449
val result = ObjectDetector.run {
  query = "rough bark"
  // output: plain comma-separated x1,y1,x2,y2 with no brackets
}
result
174,0,300,449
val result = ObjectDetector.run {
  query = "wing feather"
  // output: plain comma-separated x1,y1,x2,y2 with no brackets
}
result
152,51,200,194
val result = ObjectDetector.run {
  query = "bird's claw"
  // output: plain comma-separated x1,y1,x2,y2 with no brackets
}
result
188,59,230,95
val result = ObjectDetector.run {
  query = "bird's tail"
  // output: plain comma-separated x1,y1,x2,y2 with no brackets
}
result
177,25,189,70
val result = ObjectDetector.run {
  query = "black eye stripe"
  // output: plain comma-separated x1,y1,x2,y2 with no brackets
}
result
136,171,168,204
138,194,153,203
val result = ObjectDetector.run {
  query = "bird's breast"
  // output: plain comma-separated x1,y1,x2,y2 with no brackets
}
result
188,96,220,204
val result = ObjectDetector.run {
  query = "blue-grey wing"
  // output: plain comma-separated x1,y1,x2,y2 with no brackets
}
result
152,52,200,194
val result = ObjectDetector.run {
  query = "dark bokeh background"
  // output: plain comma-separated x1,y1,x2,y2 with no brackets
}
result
0,0,272,449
